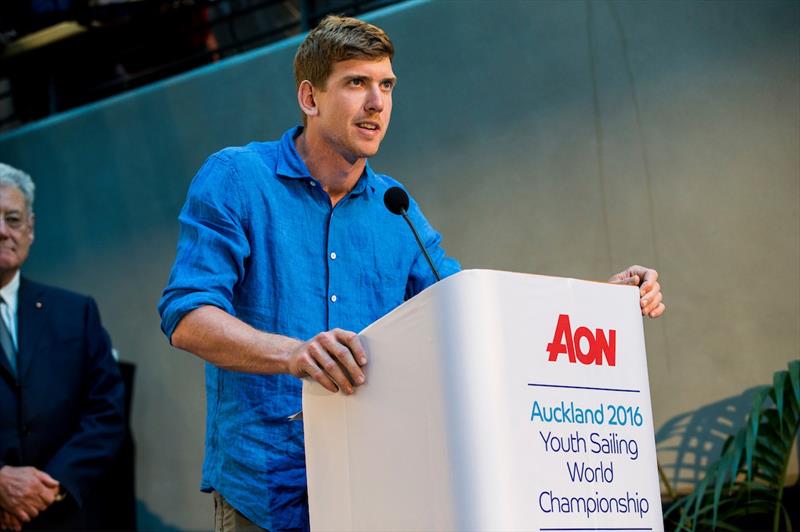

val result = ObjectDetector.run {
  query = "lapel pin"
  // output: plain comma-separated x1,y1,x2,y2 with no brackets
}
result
35,301,42,309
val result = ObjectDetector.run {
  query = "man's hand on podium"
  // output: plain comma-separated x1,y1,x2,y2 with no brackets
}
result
171,306,368,392
287,329,368,395
609,265,665,318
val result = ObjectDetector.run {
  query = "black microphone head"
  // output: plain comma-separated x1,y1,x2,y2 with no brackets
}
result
384,186,410,215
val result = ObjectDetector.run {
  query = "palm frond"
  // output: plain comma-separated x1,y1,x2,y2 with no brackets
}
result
665,359,800,531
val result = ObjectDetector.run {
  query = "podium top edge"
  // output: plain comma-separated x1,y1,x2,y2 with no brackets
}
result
452,268,637,290
358,269,637,335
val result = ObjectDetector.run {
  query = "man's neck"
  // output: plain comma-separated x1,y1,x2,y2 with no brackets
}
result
295,130,366,206
0,270,19,291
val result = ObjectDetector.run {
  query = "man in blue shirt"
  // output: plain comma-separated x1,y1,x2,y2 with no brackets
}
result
159,15,665,532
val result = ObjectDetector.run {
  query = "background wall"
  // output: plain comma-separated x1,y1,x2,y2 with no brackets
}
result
0,0,797,528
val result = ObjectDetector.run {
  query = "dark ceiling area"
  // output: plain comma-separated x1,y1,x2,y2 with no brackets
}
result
0,0,401,132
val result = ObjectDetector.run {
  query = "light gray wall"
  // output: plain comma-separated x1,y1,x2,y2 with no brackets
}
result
0,0,797,527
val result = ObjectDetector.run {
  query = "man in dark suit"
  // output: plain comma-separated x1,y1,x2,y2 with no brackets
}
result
0,163,124,530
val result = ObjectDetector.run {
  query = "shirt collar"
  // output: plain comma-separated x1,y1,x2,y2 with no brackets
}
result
276,126,376,197
276,126,313,179
0,270,20,313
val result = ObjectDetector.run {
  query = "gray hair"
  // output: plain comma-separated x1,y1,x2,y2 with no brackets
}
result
0,163,35,214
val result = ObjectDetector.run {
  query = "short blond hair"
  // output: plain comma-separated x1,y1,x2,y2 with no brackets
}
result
294,15,394,90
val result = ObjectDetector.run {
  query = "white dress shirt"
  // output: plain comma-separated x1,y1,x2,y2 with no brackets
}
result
0,270,20,351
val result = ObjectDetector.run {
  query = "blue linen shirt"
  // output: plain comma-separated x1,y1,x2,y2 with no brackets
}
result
158,127,460,530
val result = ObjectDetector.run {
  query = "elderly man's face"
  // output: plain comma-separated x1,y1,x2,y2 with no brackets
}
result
0,185,34,279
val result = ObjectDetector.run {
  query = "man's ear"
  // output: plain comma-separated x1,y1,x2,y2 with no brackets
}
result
297,80,320,119
29,213,35,243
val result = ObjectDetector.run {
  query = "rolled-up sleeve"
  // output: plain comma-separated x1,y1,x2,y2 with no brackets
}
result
158,154,251,341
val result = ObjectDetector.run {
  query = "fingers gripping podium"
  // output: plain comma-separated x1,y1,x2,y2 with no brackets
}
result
303,269,663,531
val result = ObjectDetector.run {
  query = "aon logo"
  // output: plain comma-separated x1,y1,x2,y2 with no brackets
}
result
546,314,616,367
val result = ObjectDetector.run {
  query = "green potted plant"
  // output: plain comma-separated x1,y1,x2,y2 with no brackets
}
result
664,360,799,531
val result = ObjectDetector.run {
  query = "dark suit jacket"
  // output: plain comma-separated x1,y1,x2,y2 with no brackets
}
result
0,277,125,527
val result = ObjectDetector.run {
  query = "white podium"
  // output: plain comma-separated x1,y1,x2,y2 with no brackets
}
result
303,269,663,531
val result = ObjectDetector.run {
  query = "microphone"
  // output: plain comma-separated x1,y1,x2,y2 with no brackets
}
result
383,186,442,282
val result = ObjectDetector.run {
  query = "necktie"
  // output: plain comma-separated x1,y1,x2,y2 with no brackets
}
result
0,297,16,377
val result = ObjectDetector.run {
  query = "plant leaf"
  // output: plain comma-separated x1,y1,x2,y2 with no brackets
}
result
750,386,770,435
720,433,735,455
746,387,771,481
755,434,784,461
774,370,787,425
745,418,758,482
672,361,800,530
729,430,746,480
692,474,712,531
712,455,730,528
781,503,792,531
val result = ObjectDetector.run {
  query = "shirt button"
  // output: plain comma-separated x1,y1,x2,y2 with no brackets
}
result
330,252,337,260
309,181,317,187
330,294,337,303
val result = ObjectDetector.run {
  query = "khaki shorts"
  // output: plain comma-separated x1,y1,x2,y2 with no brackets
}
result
213,491,267,532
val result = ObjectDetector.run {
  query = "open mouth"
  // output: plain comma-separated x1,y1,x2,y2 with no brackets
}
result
356,122,380,132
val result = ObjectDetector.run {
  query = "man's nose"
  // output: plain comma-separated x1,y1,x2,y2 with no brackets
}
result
364,85,384,113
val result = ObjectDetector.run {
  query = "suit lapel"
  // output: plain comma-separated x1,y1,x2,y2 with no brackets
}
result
0,342,13,382
17,277,46,381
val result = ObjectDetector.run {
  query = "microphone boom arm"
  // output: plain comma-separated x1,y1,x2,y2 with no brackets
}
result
400,210,442,282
